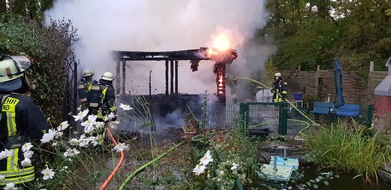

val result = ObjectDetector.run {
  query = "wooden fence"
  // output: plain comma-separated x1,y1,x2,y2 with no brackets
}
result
279,63,388,105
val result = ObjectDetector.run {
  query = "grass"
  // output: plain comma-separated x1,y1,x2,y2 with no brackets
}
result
302,120,391,184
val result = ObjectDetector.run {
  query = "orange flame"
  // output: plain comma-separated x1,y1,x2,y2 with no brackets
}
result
211,33,231,52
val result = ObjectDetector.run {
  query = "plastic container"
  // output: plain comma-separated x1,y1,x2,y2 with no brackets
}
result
294,93,303,101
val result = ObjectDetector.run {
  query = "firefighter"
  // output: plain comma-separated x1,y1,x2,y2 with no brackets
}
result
0,55,49,187
272,72,288,102
77,69,97,110
87,72,116,153
88,72,116,121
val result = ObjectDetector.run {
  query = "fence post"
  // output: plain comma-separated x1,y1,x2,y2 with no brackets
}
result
239,103,249,134
278,102,288,135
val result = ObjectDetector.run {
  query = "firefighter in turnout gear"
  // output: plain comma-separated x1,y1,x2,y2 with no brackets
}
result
0,55,49,187
88,72,116,121
272,72,288,102
77,69,97,110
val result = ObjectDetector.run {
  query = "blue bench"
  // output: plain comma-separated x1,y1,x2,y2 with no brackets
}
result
311,102,360,119
311,102,334,115
334,104,360,117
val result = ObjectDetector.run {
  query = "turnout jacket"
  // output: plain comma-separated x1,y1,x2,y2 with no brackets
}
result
272,80,288,103
88,80,116,119
0,93,49,185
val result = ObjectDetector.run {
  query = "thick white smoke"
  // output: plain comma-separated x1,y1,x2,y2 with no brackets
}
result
45,0,272,95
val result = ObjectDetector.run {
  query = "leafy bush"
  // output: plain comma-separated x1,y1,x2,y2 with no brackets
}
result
0,15,79,125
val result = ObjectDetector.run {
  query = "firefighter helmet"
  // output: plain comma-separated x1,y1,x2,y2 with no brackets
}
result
274,73,281,77
0,55,31,91
101,72,114,81
83,69,94,77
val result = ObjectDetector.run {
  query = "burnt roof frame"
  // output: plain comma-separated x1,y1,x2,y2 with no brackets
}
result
110,47,238,95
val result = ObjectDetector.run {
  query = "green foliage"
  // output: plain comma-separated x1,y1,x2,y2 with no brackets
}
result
1,0,54,22
302,121,391,183
263,0,391,77
190,118,260,189
0,15,79,125
274,20,339,71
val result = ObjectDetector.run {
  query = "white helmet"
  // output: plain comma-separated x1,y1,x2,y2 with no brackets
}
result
101,72,114,81
274,72,282,77
0,55,31,92
82,69,94,77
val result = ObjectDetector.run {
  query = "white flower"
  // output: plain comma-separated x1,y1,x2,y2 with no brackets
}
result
218,170,224,176
55,131,63,139
69,138,79,146
77,134,90,147
73,109,89,121
4,183,17,190
193,164,206,176
119,103,132,111
231,163,239,171
22,143,33,152
57,121,69,131
0,175,5,181
40,129,56,143
63,148,80,158
109,121,120,128
41,167,55,180
104,112,116,121
113,143,129,153
199,150,213,166
89,136,101,147
21,158,32,167
81,115,97,133
23,150,34,159
0,149,12,160
95,121,105,130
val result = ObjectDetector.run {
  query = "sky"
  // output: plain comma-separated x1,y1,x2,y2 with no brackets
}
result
45,0,273,96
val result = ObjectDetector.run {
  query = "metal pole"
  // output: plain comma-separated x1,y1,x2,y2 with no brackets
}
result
273,155,277,170
73,60,78,113
283,147,287,160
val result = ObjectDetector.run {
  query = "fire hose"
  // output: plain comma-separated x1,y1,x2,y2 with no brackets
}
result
118,141,185,190
99,127,124,190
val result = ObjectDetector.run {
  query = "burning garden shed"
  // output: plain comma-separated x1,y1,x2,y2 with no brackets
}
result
111,47,238,131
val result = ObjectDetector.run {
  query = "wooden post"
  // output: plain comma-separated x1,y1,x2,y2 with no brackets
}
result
369,61,374,72
175,60,178,94
314,65,320,97
115,60,121,95
170,60,174,94
121,60,126,94
165,60,169,95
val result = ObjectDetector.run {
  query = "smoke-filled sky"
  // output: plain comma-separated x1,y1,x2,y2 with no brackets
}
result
45,0,273,95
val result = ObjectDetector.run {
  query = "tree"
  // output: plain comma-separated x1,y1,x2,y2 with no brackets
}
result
262,0,391,78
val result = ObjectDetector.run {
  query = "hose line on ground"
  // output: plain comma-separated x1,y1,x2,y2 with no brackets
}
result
248,119,310,130
118,141,186,190
100,127,125,190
